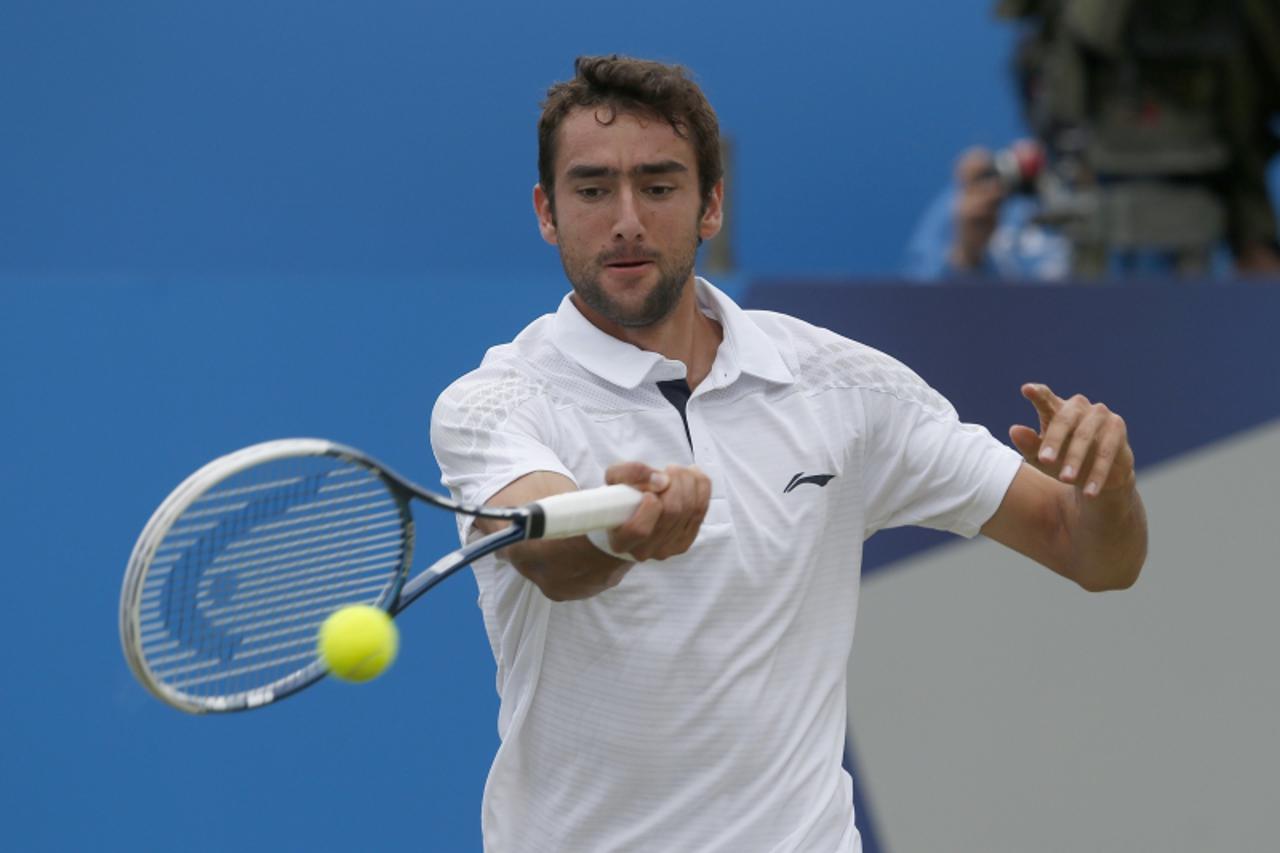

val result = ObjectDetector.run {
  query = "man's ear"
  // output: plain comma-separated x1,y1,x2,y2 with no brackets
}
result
533,183,558,246
699,179,725,242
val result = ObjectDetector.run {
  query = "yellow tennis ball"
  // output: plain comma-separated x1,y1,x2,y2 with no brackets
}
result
318,605,399,683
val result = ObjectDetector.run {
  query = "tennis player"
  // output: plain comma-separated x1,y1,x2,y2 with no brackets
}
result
431,55,1147,853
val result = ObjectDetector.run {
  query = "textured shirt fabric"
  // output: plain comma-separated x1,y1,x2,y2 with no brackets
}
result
430,278,1024,853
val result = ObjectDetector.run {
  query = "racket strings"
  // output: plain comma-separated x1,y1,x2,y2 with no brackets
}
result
138,456,407,701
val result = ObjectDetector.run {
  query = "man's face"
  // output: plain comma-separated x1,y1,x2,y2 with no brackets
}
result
534,107,723,328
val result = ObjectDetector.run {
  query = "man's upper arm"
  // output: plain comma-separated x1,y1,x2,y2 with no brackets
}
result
980,462,1074,581
430,367,574,527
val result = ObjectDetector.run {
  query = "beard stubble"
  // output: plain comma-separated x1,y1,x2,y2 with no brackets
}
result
560,232,699,329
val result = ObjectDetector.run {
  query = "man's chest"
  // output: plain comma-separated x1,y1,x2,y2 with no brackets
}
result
550,387,862,563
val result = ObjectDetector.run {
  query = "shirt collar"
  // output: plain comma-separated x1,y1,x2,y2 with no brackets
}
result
550,277,795,390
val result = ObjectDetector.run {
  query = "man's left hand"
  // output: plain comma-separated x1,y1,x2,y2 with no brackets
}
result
1009,383,1136,499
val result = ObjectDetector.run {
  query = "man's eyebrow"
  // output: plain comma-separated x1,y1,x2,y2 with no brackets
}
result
565,164,615,180
633,160,689,176
564,160,690,180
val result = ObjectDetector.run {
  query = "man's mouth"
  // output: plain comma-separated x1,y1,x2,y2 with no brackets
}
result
604,258,654,269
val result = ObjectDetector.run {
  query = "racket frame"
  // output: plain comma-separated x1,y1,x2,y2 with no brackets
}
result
119,438,540,714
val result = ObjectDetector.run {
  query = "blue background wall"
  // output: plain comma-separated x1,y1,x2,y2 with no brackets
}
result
2,0,1030,279
3,3,1279,852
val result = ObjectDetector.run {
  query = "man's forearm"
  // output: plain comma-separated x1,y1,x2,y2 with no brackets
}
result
470,470,636,602
1061,484,1148,592
471,462,708,602
499,529,633,601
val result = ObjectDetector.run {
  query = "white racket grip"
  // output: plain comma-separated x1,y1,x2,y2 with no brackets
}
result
532,485,644,539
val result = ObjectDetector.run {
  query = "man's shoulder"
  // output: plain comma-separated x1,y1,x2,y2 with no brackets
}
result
742,308,852,348
431,315,560,424
431,311,637,427
742,309,894,380
745,309,949,412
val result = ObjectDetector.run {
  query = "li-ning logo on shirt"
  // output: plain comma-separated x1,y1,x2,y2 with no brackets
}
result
783,472,836,493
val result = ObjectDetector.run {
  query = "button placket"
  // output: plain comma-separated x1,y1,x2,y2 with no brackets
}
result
685,397,731,525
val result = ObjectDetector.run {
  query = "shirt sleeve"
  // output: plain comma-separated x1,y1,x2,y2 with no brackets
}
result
430,366,575,542
859,371,1023,540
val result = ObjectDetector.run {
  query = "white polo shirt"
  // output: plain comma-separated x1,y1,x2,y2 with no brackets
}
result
431,278,1023,853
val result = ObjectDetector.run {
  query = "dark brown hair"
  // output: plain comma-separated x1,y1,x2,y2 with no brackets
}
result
538,55,723,209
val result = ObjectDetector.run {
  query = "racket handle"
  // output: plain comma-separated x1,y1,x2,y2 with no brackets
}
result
531,485,644,539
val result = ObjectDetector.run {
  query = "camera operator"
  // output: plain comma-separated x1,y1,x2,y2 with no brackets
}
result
904,139,1075,280
905,0,1280,281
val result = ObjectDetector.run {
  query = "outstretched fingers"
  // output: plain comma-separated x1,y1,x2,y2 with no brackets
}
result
1015,384,1136,498
1082,414,1134,497
1021,383,1061,434
1057,402,1110,485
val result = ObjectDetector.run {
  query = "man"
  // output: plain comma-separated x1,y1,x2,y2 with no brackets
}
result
431,55,1147,852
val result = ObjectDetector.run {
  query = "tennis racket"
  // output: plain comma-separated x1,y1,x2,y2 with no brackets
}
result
119,438,642,714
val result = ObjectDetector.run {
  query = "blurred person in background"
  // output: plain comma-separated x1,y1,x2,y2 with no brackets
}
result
905,0,1280,281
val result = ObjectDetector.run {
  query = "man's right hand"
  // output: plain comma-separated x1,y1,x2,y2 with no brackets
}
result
475,463,712,601
601,462,712,562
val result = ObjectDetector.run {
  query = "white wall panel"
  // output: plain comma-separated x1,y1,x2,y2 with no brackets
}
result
849,420,1280,852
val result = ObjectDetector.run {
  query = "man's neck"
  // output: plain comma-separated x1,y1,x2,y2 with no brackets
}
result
572,278,723,389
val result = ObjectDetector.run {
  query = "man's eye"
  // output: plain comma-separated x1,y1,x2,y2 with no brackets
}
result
577,187,605,200
645,185,675,197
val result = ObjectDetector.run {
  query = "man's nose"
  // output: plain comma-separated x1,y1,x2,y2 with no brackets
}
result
612,187,645,242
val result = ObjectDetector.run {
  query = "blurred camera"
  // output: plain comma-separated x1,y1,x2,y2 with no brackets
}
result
985,139,1044,195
